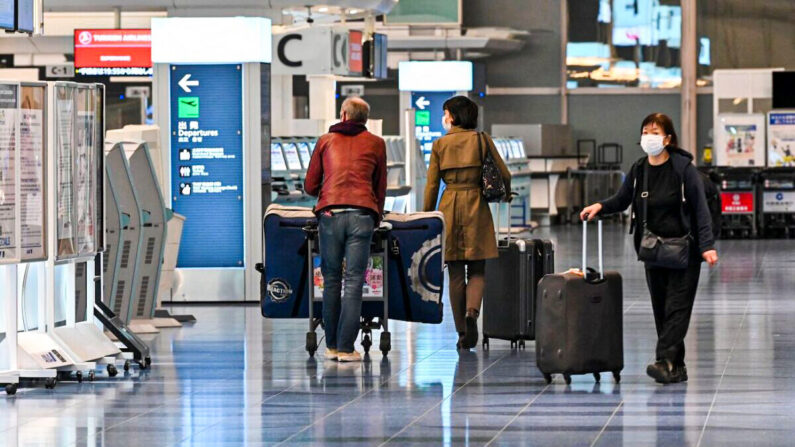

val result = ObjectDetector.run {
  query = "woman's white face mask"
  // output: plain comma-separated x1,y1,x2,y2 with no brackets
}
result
442,115,452,132
641,134,666,156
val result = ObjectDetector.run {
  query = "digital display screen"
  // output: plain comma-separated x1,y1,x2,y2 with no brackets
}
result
0,0,13,30
282,142,302,170
297,142,312,169
399,61,473,92
16,0,34,33
511,140,525,159
271,143,287,171
74,29,152,70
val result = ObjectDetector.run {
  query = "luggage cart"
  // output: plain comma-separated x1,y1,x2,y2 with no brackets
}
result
759,168,795,238
303,223,392,358
716,167,759,238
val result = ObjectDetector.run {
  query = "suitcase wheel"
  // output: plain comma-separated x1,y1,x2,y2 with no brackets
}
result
543,373,552,385
305,332,317,357
361,333,372,354
593,373,601,383
379,332,391,357
613,371,621,383
482,337,489,350
563,374,572,385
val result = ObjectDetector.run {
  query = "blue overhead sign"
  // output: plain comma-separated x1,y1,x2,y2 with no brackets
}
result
170,64,244,268
411,91,454,165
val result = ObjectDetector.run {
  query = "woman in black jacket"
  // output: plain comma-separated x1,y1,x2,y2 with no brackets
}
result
580,113,719,385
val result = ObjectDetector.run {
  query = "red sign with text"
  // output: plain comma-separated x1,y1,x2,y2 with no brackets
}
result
74,29,152,68
348,30,363,75
721,192,754,214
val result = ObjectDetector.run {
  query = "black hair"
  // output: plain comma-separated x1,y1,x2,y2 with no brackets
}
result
442,96,478,130
640,112,679,148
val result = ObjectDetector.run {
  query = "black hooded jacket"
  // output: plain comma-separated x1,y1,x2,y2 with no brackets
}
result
599,147,716,261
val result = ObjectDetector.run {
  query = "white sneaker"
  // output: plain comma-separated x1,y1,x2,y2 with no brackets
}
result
336,351,362,362
324,348,338,360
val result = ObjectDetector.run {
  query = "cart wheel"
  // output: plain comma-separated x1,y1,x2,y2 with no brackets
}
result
76,371,83,383
482,337,489,350
519,340,526,350
362,334,372,353
563,374,572,385
379,332,391,357
123,360,131,372
543,373,552,385
44,378,57,389
613,371,621,383
306,332,318,357
510,340,517,350
5,383,17,395
107,364,118,377
593,372,601,383
88,370,96,382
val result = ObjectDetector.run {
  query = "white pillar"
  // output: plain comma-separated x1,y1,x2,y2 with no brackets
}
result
308,75,338,121
681,0,697,157
271,74,294,137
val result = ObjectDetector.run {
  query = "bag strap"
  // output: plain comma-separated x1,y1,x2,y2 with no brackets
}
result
388,236,414,321
642,162,649,229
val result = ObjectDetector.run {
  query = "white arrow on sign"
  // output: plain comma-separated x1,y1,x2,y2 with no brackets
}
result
415,96,430,110
178,74,200,93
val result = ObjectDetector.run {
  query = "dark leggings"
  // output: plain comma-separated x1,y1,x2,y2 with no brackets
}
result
447,260,486,334
644,262,702,366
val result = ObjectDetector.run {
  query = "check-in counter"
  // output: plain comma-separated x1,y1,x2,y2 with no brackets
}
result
270,137,319,207
522,155,586,225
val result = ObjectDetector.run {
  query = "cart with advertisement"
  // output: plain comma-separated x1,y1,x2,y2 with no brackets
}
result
716,167,759,238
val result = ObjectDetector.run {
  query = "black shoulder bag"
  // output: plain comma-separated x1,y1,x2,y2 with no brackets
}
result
479,132,506,202
637,163,691,269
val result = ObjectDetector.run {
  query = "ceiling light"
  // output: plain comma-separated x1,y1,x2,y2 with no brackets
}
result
350,9,360,14
282,10,290,15
318,7,328,12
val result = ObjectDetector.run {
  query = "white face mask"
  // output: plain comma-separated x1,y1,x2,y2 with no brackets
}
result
442,116,452,132
641,134,666,156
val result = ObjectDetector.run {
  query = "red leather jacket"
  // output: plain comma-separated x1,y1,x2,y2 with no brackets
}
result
304,121,387,220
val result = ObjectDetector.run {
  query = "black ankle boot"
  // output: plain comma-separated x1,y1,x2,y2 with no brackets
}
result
646,360,674,384
462,309,479,349
456,332,465,350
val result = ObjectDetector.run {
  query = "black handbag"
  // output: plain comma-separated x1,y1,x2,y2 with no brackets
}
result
636,163,691,269
479,132,506,202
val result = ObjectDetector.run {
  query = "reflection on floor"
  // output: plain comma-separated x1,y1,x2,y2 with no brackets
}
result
2,223,795,446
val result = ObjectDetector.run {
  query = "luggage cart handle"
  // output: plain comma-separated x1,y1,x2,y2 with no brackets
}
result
581,216,604,280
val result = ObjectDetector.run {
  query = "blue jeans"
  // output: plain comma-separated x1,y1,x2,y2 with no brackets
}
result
318,210,375,353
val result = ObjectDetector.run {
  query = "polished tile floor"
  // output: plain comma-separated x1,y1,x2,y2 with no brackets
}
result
2,223,795,446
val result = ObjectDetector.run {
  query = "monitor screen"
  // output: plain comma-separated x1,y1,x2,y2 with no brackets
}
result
510,140,525,159
16,0,33,33
74,29,152,76
0,0,13,30
297,142,312,168
773,72,795,109
271,143,287,171
282,143,302,170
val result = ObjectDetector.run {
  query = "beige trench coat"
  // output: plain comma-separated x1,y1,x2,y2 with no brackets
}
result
423,127,512,262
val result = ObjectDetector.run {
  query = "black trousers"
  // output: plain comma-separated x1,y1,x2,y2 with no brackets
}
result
644,261,702,366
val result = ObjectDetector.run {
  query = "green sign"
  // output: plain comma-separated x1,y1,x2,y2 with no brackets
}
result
386,0,460,24
178,97,199,118
415,110,431,126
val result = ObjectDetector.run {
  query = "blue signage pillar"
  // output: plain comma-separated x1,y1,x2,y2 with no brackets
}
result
169,64,244,268
410,91,454,209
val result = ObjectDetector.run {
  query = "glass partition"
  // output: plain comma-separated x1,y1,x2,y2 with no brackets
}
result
55,84,77,258
75,86,96,256
0,83,18,261
19,84,46,261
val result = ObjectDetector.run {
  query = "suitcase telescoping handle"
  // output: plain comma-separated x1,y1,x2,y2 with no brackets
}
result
581,216,604,280
496,192,519,247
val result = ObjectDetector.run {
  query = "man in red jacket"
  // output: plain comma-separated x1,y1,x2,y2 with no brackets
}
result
304,97,387,362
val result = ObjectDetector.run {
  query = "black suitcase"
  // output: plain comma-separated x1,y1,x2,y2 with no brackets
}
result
483,202,554,349
536,219,623,384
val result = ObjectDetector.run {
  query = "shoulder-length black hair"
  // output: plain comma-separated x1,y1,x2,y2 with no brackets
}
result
443,96,478,130
640,112,679,148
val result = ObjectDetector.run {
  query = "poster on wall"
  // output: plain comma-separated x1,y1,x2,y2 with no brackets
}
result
767,111,795,167
715,114,766,167
19,84,46,260
75,87,96,256
55,85,76,258
0,83,17,262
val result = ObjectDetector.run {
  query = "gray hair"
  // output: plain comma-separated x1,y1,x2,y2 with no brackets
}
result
340,96,370,123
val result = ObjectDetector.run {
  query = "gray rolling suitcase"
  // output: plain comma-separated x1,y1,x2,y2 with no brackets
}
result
483,202,554,349
536,219,623,385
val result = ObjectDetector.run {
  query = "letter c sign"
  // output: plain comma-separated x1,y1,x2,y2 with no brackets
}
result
277,34,302,68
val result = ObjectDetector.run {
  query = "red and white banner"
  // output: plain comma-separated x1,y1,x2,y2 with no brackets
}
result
74,29,152,68
721,192,755,214
348,30,363,75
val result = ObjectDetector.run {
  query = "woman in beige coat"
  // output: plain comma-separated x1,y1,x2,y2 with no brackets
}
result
423,96,511,350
